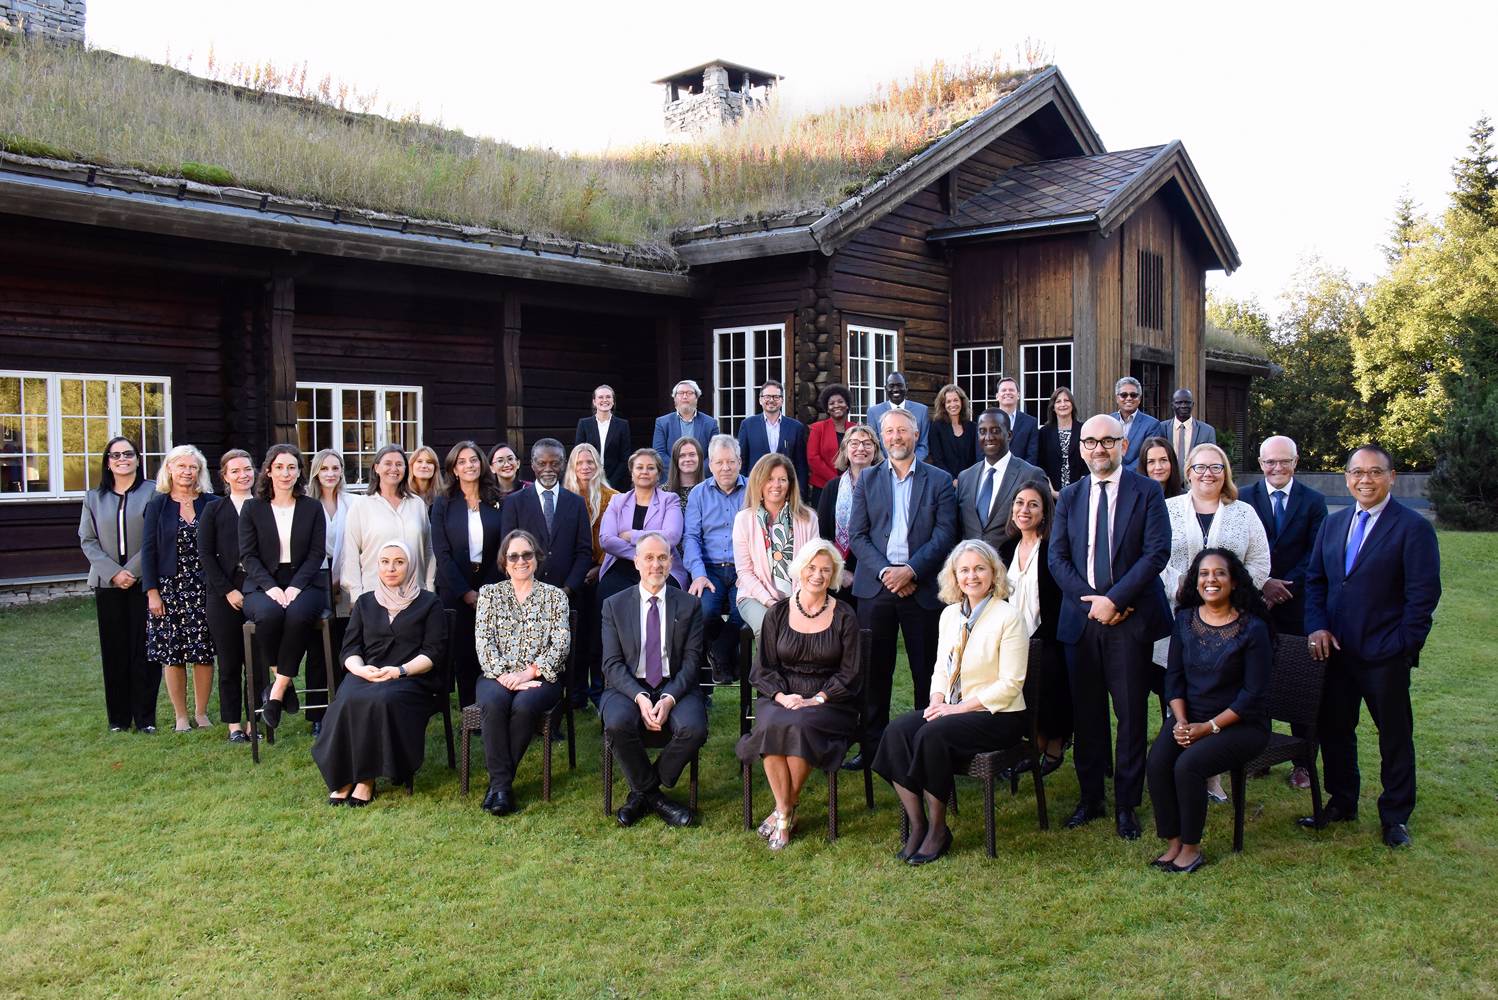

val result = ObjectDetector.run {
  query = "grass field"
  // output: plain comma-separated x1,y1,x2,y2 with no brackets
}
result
1,533,1495,999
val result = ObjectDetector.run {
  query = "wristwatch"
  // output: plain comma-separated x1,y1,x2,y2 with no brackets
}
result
813,693,827,706
1208,718,1220,734
397,664,408,678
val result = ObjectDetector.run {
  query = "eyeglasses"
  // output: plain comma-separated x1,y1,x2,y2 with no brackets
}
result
759,394,783,401
1347,468,1390,480
505,551,536,563
1189,463,1226,475
1080,437,1121,450
1260,459,1295,468
107,450,137,460
1116,392,1140,399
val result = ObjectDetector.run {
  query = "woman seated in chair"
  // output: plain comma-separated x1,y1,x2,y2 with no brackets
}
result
1145,548,1272,873
872,539,1029,866
735,539,861,851
473,529,571,817
312,541,447,806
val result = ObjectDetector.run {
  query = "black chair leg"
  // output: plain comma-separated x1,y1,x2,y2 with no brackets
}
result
863,761,875,811
983,775,997,858
459,718,473,796
602,734,614,817
827,767,839,842
541,714,554,803
1231,767,1246,853
742,761,754,831
1307,750,1325,827
1034,756,1049,831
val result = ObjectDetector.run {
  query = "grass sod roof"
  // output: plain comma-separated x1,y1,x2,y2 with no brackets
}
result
0,37,1045,257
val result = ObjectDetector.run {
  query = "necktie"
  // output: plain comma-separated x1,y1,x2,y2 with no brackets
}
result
976,466,996,523
1344,509,1370,576
645,595,663,687
542,488,555,538
1272,490,1286,539
1177,423,1187,466
1093,481,1113,592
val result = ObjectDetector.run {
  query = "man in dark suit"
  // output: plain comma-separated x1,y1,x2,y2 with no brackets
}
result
846,406,959,768
956,409,1049,549
1240,434,1328,789
736,379,809,489
498,438,592,599
1305,444,1441,849
1048,413,1171,840
652,379,718,466
865,371,932,462
574,384,632,491
600,532,708,828
992,376,1039,465
1164,388,1216,466
1110,376,1164,470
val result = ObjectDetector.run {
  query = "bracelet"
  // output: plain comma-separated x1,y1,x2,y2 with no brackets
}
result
1208,718,1220,734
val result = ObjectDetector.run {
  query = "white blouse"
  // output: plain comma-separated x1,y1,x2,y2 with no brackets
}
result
340,492,435,602
467,507,484,564
271,503,295,564
1005,541,1042,638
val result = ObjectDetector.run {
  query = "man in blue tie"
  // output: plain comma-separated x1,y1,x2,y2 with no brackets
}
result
955,410,1048,549
1305,444,1441,848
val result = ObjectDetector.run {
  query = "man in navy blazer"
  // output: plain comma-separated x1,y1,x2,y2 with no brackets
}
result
865,371,932,462
1048,413,1171,840
992,376,1039,466
498,439,592,597
847,406,958,764
1305,444,1441,848
1110,375,1164,470
736,379,809,489
652,379,719,467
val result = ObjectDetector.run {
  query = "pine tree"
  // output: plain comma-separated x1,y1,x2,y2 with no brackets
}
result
1381,190,1423,266
1451,114,1497,225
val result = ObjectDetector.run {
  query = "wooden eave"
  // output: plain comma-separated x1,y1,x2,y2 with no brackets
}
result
1094,141,1241,273
1205,349,1277,377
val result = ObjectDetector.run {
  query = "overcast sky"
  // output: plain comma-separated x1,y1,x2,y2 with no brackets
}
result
87,0,1496,308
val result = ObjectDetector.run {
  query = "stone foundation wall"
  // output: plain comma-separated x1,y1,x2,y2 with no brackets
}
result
0,0,85,43
0,577,91,608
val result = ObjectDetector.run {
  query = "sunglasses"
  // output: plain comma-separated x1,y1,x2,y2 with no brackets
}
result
505,550,536,563
107,450,137,460
1116,392,1140,399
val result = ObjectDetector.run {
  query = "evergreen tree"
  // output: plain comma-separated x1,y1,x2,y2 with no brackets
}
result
1381,190,1424,266
1451,114,1496,225
1428,380,1498,529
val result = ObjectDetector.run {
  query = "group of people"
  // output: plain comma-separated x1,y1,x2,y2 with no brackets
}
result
77,371,1441,865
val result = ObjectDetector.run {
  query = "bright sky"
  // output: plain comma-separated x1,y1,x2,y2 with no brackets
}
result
86,0,1496,308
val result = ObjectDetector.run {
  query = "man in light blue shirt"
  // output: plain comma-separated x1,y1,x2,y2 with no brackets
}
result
685,434,747,684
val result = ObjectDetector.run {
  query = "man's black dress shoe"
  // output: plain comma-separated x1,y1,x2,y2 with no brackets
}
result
481,790,499,814
1116,808,1142,840
616,792,650,827
1298,803,1357,829
1382,823,1412,848
491,789,516,816
907,828,953,866
1167,853,1206,873
650,792,694,828
1064,801,1106,829
840,752,866,772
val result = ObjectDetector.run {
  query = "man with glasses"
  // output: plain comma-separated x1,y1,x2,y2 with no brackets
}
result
737,379,809,492
1304,444,1441,848
1110,376,1163,469
1048,414,1171,839
653,380,718,467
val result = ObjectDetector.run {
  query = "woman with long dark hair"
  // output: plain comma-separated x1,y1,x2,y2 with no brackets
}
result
430,440,505,707
666,436,704,511
1138,436,1184,500
1038,386,1082,494
342,444,435,603
199,448,261,741
488,442,528,502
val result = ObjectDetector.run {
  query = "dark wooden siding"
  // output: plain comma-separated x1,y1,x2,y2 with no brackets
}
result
688,255,810,423
517,306,659,451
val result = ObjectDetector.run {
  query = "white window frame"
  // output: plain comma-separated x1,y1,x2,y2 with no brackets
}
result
951,344,1005,411
845,324,899,422
712,323,787,436
0,370,172,501
1020,341,1074,422
295,381,423,489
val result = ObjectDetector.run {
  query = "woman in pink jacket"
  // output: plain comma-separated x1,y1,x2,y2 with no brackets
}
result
734,454,820,639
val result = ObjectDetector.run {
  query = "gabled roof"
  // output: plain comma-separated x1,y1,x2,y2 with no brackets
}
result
654,60,781,87
928,141,1241,273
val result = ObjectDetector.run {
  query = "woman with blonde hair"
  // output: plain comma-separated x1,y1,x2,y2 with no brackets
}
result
564,442,618,708
140,444,218,732
734,453,820,639
199,448,260,741
872,539,1030,865
305,448,354,733
815,422,880,605
928,383,975,482
405,445,445,507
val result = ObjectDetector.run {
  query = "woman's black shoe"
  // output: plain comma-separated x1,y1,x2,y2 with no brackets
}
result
261,697,283,730
1168,853,1206,873
1040,753,1065,776
907,829,953,866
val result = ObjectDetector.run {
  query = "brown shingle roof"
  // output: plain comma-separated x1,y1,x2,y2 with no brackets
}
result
944,145,1167,230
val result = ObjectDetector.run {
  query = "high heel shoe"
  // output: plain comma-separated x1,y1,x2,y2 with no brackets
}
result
346,784,377,808
768,808,796,851
756,810,781,840
907,828,953,866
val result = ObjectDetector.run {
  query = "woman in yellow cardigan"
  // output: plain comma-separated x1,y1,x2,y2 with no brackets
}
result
872,538,1030,865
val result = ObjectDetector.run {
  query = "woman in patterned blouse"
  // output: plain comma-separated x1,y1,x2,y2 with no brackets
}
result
733,453,820,640
473,529,571,817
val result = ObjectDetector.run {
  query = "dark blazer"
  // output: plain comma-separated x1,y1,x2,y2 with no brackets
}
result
429,493,505,607
815,471,861,578
1038,421,1083,492
237,495,326,594
197,495,247,598
848,460,959,610
737,413,810,489
955,455,1049,550
1305,498,1441,663
499,484,592,593
999,535,1061,643
997,408,1040,466
652,411,719,466
601,584,704,705
927,419,976,481
574,415,633,493
1240,478,1328,633
1048,469,1171,644
140,492,218,592
1111,410,1164,469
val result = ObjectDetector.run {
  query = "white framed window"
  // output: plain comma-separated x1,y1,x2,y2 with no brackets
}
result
952,345,1004,410
846,324,899,422
296,382,422,487
713,324,786,436
1020,341,1074,422
0,371,171,500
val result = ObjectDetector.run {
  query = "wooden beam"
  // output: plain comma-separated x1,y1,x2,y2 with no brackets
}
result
266,269,297,444
501,296,524,452
656,314,682,405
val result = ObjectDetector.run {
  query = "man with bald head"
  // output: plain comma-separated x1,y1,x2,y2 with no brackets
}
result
1048,413,1171,839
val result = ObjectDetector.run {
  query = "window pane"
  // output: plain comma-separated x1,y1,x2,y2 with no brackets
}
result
86,379,108,414
0,377,18,413
119,380,140,415
60,378,83,414
23,416,49,491
63,453,87,492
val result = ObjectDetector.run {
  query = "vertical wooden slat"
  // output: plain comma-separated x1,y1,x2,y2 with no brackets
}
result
656,314,683,407
266,269,297,445
501,295,524,452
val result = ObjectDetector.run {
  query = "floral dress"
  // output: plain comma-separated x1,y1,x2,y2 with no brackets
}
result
145,513,214,664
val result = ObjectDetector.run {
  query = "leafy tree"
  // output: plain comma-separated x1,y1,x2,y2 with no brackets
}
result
1451,114,1496,226
1428,380,1498,529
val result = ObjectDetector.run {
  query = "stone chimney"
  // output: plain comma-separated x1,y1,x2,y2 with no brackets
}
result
0,0,85,43
655,60,780,137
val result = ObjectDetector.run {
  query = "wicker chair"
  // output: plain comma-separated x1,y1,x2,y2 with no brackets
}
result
459,610,578,801
241,607,335,764
1228,632,1326,852
740,626,876,841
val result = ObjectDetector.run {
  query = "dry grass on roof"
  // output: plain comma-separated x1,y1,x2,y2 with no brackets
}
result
0,38,1044,250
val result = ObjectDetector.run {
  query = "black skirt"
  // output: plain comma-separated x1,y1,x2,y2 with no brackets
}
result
311,676,433,789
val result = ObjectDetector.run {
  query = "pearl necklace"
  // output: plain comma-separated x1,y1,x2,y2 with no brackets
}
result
794,592,832,618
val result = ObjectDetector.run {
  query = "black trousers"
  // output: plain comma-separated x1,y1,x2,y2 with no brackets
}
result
1035,637,1073,745
1319,652,1416,826
476,676,562,792
205,589,268,724
1066,616,1155,809
600,686,708,795
857,589,942,751
1147,720,1268,843
872,707,1028,802
573,578,600,708
242,565,326,679
94,584,160,730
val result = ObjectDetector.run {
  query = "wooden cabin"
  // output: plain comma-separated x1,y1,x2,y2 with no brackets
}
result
0,66,1263,588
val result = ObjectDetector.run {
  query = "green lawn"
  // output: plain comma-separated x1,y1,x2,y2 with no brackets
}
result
2,533,1495,999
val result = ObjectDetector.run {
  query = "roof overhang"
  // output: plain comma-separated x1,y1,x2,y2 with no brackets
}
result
1205,350,1277,377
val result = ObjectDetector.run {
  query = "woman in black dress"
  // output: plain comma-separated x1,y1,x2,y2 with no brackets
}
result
1145,548,1272,872
927,383,975,483
141,444,217,733
198,448,261,742
736,539,862,850
314,541,448,805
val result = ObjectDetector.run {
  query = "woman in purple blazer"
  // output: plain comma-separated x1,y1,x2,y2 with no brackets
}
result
596,448,687,606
